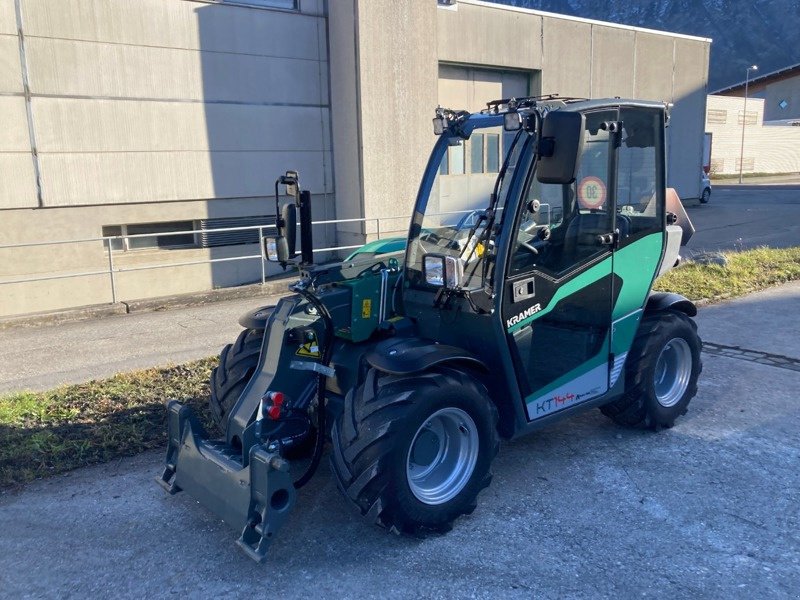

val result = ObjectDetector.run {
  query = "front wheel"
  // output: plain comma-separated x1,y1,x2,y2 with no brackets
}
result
209,327,264,432
700,188,711,203
331,367,499,534
600,310,702,429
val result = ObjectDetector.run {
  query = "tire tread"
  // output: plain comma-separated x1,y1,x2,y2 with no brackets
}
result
209,328,264,431
331,367,499,534
600,310,701,429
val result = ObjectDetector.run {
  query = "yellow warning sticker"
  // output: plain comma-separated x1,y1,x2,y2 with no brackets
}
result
295,331,321,358
361,298,372,319
296,342,321,358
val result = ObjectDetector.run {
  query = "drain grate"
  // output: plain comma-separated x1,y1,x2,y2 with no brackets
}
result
703,341,800,372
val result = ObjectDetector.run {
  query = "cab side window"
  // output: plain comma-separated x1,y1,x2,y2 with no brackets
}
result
510,110,616,276
616,108,663,244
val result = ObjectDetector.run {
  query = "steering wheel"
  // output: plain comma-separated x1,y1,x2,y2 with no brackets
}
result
455,209,485,232
420,230,462,252
520,240,540,255
519,226,551,256
452,209,488,247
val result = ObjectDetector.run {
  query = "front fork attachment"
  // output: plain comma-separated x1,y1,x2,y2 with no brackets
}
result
158,400,297,563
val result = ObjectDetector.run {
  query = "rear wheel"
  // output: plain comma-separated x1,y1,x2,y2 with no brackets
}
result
331,367,499,534
209,327,264,432
600,310,702,429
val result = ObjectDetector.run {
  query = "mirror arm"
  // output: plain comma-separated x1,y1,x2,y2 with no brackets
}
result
274,179,283,228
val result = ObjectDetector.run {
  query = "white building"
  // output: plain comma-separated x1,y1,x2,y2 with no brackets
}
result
706,94,800,176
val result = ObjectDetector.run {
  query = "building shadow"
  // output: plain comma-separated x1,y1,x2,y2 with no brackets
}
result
195,2,336,291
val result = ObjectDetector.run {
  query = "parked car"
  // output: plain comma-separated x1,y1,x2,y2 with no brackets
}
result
700,170,712,204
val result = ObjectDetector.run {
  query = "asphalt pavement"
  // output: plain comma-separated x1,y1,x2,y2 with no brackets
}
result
683,184,800,255
0,294,285,394
1,282,799,598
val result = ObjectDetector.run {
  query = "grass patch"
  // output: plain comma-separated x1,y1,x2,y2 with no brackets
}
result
0,358,219,488
655,246,800,302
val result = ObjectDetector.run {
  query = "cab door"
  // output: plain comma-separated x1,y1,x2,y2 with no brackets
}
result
502,110,620,422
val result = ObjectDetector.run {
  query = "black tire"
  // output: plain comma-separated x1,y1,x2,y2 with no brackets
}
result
700,188,711,203
330,367,499,534
600,310,702,429
209,328,264,431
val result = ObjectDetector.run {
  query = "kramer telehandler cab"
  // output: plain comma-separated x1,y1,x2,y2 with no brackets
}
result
159,96,701,562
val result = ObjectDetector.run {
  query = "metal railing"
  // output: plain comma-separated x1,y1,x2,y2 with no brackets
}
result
0,215,412,305
0,208,489,311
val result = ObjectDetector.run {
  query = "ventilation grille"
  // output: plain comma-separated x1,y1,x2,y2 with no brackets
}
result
199,215,276,248
610,352,628,388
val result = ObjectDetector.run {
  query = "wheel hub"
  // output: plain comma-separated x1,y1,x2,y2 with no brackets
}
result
410,428,441,467
654,337,692,408
406,407,479,505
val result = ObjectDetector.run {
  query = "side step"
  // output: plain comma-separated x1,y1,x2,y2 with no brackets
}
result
157,401,297,562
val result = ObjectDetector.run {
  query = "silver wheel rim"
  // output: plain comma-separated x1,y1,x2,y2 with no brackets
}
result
654,337,693,408
702,190,710,202
406,407,479,505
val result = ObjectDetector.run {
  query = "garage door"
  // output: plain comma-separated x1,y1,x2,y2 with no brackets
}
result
438,65,530,112
435,66,531,216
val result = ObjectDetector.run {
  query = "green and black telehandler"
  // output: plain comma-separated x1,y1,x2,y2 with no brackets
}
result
158,95,701,562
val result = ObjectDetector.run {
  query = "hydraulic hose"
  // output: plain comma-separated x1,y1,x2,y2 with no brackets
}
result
290,283,334,489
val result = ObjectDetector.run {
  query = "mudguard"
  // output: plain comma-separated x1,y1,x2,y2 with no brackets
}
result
366,337,487,375
238,305,276,330
645,292,697,317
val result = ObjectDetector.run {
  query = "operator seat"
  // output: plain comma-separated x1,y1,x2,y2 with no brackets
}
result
561,212,612,267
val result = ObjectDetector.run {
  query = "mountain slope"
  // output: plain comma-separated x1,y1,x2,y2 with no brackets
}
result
490,0,800,91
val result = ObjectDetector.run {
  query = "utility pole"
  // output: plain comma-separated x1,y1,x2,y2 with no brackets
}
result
738,65,758,184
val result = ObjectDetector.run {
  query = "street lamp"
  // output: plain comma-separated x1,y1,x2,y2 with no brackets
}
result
738,64,758,184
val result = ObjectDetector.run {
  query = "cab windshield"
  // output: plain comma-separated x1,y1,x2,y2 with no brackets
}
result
406,118,530,289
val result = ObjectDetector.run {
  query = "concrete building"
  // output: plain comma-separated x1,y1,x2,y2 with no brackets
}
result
0,0,710,317
705,94,800,176
713,62,800,123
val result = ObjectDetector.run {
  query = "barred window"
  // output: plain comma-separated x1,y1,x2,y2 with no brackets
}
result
103,221,196,251
707,109,727,124
737,110,758,125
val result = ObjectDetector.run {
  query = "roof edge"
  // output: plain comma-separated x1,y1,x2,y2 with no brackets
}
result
711,61,800,94
450,0,713,44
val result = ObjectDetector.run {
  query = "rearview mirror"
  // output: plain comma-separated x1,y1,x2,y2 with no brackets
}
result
279,203,297,259
263,236,290,265
423,254,463,289
536,111,585,184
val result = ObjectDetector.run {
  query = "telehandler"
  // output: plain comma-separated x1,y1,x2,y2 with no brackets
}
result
159,95,701,562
